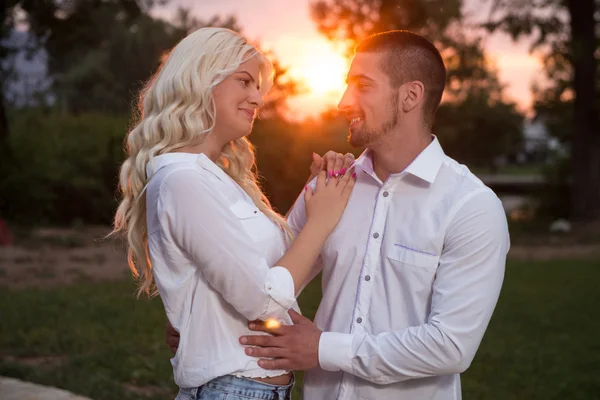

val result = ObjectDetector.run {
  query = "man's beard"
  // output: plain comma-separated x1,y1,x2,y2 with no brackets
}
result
348,92,399,148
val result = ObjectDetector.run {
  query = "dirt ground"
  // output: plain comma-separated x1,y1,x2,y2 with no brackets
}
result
0,226,130,288
0,226,599,288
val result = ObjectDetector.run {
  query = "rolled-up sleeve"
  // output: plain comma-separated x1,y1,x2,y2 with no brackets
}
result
158,168,295,321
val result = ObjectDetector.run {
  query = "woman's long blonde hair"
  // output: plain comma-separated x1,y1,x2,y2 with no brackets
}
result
112,27,292,298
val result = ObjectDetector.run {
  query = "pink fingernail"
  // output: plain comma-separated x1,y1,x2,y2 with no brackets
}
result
246,348,253,355
352,172,356,178
341,168,346,175
240,336,247,344
329,170,334,177
305,186,308,191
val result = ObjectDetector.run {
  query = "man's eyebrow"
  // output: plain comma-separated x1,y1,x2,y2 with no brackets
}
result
346,74,375,84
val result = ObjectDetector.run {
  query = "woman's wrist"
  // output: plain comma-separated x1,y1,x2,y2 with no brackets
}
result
303,217,334,241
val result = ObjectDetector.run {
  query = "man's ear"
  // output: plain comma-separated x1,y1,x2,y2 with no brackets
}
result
401,80,425,112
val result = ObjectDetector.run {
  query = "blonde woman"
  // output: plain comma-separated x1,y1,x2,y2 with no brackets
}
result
112,28,355,400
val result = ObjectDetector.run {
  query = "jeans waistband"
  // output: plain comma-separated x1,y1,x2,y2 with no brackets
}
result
200,374,294,400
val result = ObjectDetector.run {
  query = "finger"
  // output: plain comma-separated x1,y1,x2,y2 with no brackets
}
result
324,151,337,177
312,152,323,168
258,358,292,370
240,335,282,347
342,153,355,170
288,309,310,325
316,169,327,191
333,154,344,177
304,185,313,203
245,346,287,358
248,320,289,336
309,153,323,177
336,165,354,188
342,171,357,196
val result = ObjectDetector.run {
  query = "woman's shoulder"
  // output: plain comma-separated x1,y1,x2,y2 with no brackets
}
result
151,163,214,195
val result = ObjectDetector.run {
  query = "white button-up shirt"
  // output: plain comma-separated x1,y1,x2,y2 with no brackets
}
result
288,137,509,400
145,153,297,388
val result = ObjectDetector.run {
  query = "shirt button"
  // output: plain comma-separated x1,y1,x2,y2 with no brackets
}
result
356,317,362,323
373,232,379,239
383,191,389,197
365,275,371,281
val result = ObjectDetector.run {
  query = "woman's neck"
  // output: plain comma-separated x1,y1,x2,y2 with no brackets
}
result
176,135,225,162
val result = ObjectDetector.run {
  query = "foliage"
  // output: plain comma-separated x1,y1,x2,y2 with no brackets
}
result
484,0,600,220
0,111,127,225
0,110,354,225
309,0,525,168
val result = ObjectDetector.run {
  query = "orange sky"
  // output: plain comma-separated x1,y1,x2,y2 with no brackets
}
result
154,0,543,120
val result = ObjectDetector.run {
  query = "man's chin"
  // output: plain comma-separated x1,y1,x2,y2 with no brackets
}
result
348,130,369,149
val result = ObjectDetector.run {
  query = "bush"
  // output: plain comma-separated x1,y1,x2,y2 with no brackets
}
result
1,110,129,225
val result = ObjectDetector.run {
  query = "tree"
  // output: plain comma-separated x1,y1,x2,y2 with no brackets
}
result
485,0,599,221
310,0,524,168
0,1,22,155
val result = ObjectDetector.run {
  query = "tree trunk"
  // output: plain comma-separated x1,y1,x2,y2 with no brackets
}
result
0,97,9,158
567,0,600,221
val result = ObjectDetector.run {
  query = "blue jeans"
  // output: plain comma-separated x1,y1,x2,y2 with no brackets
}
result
176,374,295,400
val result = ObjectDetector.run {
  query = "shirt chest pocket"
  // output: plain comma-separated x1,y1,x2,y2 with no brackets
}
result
387,244,440,271
230,200,277,243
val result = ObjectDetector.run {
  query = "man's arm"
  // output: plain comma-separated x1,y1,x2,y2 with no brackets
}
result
244,189,509,379
318,189,509,384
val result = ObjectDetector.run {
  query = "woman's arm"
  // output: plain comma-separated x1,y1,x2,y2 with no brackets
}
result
159,168,354,320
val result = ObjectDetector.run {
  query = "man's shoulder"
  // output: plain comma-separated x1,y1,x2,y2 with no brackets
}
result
439,155,493,194
436,155,502,216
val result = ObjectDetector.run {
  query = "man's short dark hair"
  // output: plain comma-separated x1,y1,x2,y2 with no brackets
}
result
356,30,446,128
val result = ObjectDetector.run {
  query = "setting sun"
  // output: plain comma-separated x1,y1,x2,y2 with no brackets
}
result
299,51,349,96
268,36,351,118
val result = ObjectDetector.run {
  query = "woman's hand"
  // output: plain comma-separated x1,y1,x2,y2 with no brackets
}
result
304,169,356,233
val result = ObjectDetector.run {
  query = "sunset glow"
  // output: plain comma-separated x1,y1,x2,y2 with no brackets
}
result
265,319,281,329
268,36,351,119
296,50,349,96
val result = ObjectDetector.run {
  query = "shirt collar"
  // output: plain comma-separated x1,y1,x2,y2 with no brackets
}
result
403,136,445,183
146,152,226,181
352,135,445,184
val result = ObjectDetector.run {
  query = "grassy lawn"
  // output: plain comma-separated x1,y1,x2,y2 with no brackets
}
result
1,259,599,399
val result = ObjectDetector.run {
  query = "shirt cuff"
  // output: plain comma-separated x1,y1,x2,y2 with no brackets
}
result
264,266,296,309
318,332,354,372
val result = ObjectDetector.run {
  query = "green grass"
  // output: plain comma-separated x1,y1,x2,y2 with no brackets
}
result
1,259,599,399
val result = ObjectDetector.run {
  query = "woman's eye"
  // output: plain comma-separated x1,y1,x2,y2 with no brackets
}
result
239,78,250,86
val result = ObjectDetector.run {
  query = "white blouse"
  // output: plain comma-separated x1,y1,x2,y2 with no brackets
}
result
145,152,297,389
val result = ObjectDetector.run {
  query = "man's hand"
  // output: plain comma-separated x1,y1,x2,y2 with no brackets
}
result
165,320,180,355
239,310,322,371
309,151,355,182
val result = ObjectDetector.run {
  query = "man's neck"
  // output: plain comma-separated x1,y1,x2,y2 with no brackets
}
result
370,127,432,183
